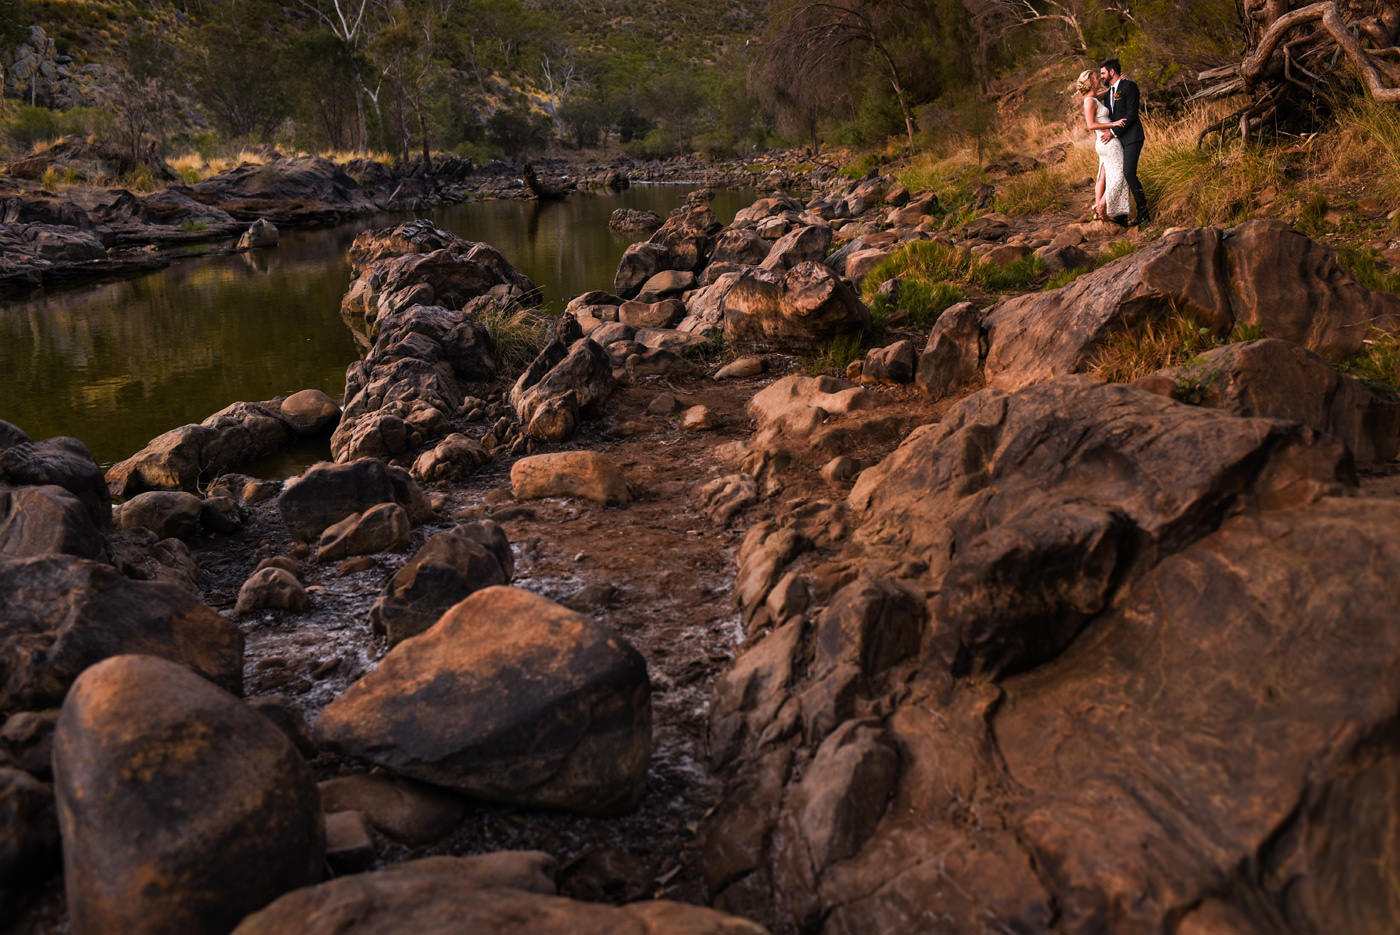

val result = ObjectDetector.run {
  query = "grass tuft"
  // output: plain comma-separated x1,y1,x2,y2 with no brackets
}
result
1090,309,1220,384
803,333,866,376
1340,328,1400,395
477,300,550,381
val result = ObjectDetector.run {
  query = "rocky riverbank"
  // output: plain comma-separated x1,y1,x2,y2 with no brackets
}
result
4,173,1400,933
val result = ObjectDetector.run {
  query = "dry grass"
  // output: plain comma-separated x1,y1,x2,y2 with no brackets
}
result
1315,99,1400,207
1089,309,1218,384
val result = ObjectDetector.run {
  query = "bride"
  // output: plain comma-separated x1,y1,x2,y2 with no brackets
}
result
1077,69,1129,223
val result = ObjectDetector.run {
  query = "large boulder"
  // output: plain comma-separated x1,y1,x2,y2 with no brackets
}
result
277,459,430,541
233,853,766,935
368,522,512,646
189,154,376,225
0,484,107,560
722,262,871,351
54,655,323,935
316,586,651,816
978,222,1400,393
106,400,292,498
1137,337,1400,465
0,435,109,529
0,767,59,908
0,555,243,715
114,490,204,540
760,225,834,274
509,337,615,443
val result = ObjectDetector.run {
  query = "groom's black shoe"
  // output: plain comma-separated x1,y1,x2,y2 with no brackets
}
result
1111,214,1130,227
1129,213,1150,227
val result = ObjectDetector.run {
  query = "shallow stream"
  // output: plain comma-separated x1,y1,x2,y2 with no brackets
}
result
0,184,756,466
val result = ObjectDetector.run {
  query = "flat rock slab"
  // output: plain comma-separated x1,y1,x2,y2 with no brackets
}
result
234,854,766,935
316,586,651,816
511,451,631,506
54,655,323,935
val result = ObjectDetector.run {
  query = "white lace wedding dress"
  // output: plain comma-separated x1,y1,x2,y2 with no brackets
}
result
1094,99,1130,219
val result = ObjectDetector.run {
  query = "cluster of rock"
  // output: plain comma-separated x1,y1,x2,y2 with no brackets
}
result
690,209,1400,933
2,26,103,110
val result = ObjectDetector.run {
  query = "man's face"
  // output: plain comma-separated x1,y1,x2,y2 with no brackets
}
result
1100,66,1112,85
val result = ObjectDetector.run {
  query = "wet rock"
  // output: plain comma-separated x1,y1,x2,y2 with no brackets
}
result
511,451,631,506
0,767,59,906
722,262,871,351
411,432,489,483
234,853,764,935
279,389,340,436
0,483,107,560
318,773,465,846
236,566,312,616
315,502,411,562
54,655,323,935
238,218,279,250
316,586,651,815
106,400,293,498
1,709,58,779
1138,337,1400,465
278,459,430,541
608,208,663,232
0,555,242,714
369,522,512,646
0,434,109,529
115,490,204,540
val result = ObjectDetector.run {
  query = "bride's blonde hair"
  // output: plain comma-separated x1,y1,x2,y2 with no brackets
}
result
1075,69,1094,95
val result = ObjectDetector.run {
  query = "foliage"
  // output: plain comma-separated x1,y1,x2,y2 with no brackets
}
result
1336,246,1400,298
994,164,1070,215
1089,309,1219,384
478,300,548,381
860,238,1047,329
803,333,866,375
1340,328,1400,396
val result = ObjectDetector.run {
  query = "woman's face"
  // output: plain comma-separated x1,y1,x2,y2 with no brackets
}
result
1087,71,1101,92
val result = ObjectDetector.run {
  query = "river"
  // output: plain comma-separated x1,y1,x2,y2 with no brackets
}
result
0,184,756,467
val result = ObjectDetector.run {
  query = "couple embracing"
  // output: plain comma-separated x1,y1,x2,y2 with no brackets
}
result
1077,58,1149,227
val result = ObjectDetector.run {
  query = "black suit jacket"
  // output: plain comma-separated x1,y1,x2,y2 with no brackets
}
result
1108,78,1144,146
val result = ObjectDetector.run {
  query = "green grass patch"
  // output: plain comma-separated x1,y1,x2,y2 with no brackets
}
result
1336,246,1400,298
994,165,1068,216
860,239,1049,328
1340,328,1400,395
1090,309,1220,385
180,220,208,232
803,333,866,376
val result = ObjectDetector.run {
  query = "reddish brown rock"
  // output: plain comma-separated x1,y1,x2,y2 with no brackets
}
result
315,502,411,562
277,459,430,541
54,655,323,935
315,587,651,816
317,773,465,846
235,566,311,616
0,555,242,715
510,450,630,507
0,484,107,560
722,262,871,351
368,521,512,645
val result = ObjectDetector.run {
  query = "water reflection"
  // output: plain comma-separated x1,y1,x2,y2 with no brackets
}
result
0,184,755,465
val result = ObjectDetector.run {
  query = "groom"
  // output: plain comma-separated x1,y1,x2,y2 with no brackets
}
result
1100,57,1148,226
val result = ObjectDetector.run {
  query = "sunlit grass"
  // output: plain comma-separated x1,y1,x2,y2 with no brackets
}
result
1340,327,1400,395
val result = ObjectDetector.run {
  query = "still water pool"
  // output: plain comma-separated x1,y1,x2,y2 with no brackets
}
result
0,184,755,466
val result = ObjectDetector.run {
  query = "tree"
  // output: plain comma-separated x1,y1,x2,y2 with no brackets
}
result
368,0,463,162
179,0,290,139
1196,0,1400,141
298,0,384,150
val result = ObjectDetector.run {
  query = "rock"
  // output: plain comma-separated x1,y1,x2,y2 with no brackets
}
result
1,709,58,779
324,811,374,873
106,400,293,497
637,269,696,298
715,356,767,380
316,586,651,815
722,262,871,351
760,225,834,274
559,847,654,904
237,218,279,249
1137,338,1400,465
850,376,1349,675
608,208,663,232
748,375,877,425
318,774,465,846
236,566,312,616
915,300,984,400
0,483,107,560
0,555,242,715
842,247,894,287
279,390,340,436
510,337,615,443
0,767,59,906
681,405,723,431
681,271,743,334
247,696,316,758
278,459,430,541
315,502,411,562
980,223,1400,393
115,490,204,540
647,393,681,415
54,655,323,935
614,242,678,298
369,522,512,646
411,432,490,483
590,321,636,347
107,528,200,593
511,451,630,506
0,434,110,529
710,228,770,267
886,192,939,226
618,297,686,329
857,340,915,385
696,474,760,527
232,854,764,935
1034,242,1093,273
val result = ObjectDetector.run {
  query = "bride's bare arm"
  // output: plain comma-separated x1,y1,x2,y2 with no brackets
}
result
1081,96,1124,131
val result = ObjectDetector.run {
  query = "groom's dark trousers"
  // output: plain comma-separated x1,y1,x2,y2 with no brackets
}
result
1109,78,1148,219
